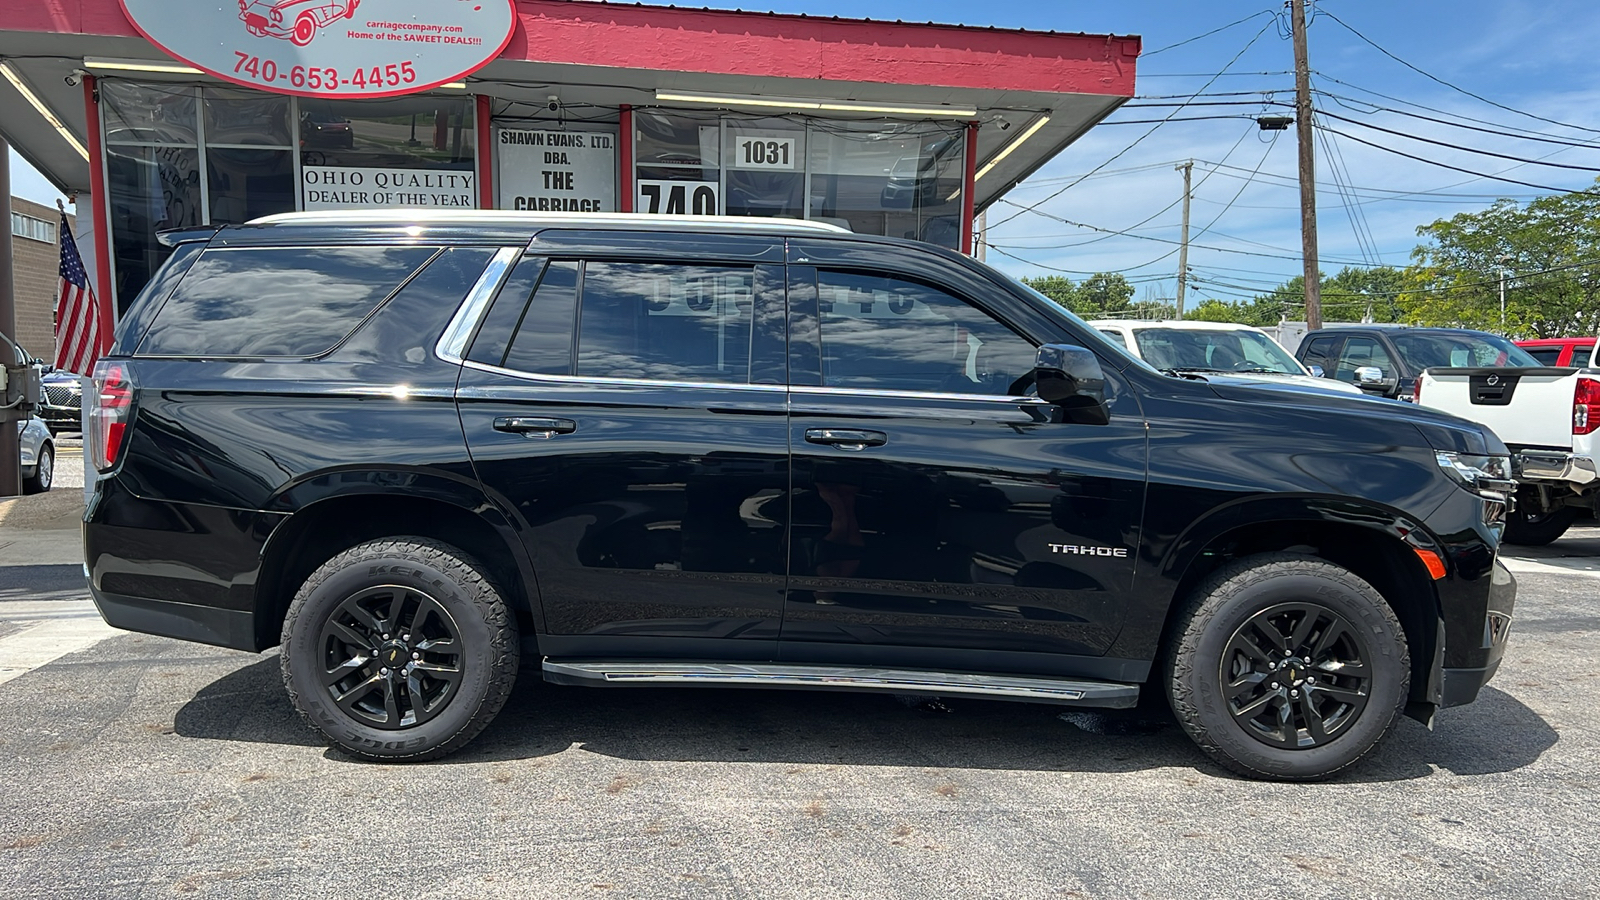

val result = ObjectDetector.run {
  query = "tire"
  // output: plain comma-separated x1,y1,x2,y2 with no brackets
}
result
291,14,317,46
1166,553,1409,781
280,537,519,761
1502,503,1577,546
23,444,53,494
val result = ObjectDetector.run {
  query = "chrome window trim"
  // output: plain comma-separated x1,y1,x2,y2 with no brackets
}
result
790,384,1049,405
458,358,788,393
435,247,523,364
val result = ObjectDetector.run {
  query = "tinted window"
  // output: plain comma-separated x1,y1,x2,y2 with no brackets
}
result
139,246,436,357
1098,328,1129,349
335,247,495,364
1301,336,1338,370
576,262,753,383
1389,332,1540,370
1524,347,1563,366
1132,328,1301,374
1334,337,1395,382
467,256,546,368
814,270,1035,395
503,261,579,375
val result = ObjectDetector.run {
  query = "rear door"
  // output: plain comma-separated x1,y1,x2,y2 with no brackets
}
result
455,232,792,659
779,239,1148,678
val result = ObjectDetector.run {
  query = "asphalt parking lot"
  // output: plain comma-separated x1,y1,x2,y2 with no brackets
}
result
0,504,1596,897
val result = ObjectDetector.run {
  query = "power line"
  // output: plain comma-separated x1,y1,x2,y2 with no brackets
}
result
1316,124,1600,196
1142,9,1277,57
988,18,1277,229
1317,110,1600,172
1316,89,1600,150
1311,73,1599,143
1318,9,1600,136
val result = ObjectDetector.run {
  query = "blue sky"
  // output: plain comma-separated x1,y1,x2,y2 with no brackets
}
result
14,0,1600,309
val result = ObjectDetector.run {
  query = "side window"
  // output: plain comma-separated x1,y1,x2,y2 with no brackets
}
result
1301,336,1337,372
576,262,753,383
1097,328,1129,349
813,270,1036,395
1334,337,1394,383
138,245,437,357
467,255,548,368
1524,347,1562,366
503,261,579,375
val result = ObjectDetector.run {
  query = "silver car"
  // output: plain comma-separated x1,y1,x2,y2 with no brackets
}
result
16,415,54,494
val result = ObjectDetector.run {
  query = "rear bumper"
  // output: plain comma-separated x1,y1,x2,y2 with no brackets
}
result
90,584,259,652
1439,559,1516,708
1514,450,1596,487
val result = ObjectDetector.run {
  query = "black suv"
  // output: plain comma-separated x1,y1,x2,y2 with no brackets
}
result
1295,325,1541,402
84,212,1515,780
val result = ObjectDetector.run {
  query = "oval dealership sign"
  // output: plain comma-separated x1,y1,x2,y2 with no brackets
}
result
119,0,516,98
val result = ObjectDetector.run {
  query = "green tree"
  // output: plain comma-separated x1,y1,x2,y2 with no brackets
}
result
1184,267,1405,327
1401,182,1600,337
1019,275,1078,311
1020,272,1145,318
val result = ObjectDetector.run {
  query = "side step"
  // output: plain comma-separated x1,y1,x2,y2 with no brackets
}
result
542,660,1138,708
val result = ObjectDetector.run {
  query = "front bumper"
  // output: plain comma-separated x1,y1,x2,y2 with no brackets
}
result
1439,558,1516,708
1514,450,1597,487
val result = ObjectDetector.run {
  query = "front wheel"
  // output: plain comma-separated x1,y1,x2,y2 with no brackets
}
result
281,537,519,761
1502,503,1577,546
1167,554,1409,781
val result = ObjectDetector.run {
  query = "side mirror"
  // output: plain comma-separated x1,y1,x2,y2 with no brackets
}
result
1308,364,1325,378
1353,365,1397,395
1034,343,1110,425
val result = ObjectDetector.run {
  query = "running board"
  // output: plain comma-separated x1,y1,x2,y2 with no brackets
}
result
541,660,1138,708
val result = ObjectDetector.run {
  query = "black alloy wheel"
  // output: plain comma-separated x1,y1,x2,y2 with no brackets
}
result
1220,603,1372,749
318,585,465,730
1502,503,1578,546
1167,553,1409,781
281,537,519,761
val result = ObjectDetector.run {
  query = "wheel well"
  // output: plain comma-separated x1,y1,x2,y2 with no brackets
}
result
1161,520,1438,704
253,495,533,651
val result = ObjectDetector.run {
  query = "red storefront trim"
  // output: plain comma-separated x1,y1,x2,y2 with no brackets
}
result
618,104,633,213
83,75,115,332
475,94,493,209
961,122,978,256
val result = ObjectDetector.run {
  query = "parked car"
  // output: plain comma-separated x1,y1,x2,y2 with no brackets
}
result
1516,336,1596,368
83,210,1516,781
1093,320,1363,395
1416,347,1598,545
38,369,82,435
1295,325,1542,403
16,415,54,494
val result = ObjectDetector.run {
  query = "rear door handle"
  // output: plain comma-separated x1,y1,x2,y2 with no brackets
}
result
493,416,577,438
805,428,887,451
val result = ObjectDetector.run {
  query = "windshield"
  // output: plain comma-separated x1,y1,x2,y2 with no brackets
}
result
1390,332,1541,370
1132,328,1304,375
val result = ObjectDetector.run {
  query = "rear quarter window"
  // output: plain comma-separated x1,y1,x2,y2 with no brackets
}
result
136,245,438,357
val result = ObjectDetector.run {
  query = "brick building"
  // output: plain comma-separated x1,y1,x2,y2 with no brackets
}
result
8,196,73,361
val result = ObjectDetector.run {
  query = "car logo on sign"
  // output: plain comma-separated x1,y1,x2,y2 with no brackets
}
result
1487,374,1500,385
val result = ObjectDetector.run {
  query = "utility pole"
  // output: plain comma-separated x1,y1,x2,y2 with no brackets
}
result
1174,160,1193,318
1291,0,1322,330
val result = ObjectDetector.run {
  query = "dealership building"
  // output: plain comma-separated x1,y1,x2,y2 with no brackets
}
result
1,0,1139,327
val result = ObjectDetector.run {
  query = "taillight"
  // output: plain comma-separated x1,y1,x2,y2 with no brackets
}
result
1411,377,1422,404
89,360,133,471
1576,377,1600,436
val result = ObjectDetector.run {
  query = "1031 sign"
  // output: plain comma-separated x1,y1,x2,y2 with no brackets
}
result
732,136,798,171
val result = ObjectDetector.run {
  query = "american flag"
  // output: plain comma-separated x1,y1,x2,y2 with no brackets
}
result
54,211,108,376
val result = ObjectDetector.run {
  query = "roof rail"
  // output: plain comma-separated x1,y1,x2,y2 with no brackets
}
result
246,209,851,235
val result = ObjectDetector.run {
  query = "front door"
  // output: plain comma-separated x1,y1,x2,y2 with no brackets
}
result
779,243,1149,679
457,238,792,659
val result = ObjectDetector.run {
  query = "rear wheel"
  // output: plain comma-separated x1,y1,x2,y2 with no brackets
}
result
281,537,519,761
291,13,317,46
1502,503,1577,546
1167,554,1409,781
23,444,53,494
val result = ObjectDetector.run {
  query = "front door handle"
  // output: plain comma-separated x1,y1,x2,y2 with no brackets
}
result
805,428,888,451
493,416,577,438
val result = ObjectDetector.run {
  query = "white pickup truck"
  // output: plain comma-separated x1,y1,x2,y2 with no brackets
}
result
1419,336,1598,545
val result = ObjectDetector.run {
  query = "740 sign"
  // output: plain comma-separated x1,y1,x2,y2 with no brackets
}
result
233,53,416,92
638,181,719,216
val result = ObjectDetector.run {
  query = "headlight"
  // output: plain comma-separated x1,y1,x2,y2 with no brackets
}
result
1440,448,1510,496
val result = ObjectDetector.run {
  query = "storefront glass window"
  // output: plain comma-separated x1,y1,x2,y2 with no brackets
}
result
204,89,292,145
809,122,966,249
724,120,805,220
635,111,720,215
101,81,198,145
296,96,475,169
